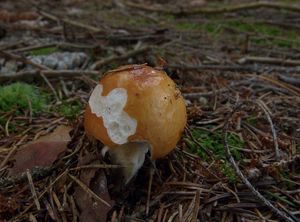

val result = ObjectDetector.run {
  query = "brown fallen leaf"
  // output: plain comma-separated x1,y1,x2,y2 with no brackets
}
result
9,125,72,176
74,153,114,222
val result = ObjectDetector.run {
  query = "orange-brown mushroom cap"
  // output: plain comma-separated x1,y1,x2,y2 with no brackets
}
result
84,64,187,160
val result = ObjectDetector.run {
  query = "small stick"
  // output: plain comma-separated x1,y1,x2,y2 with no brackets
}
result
146,166,154,216
29,214,38,222
4,115,12,137
26,95,33,124
258,75,300,96
123,1,300,15
91,46,150,70
70,164,122,170
223,102,296,222
0,49,49,70
39,10,102,33
278,74,300,86
0,70,101,82
52,191,68,222
26,169,41,211
11,170,67,221
0,134,27,171
238,56,300,66
256,100,280,160
39,72,60,102
68,173,111,207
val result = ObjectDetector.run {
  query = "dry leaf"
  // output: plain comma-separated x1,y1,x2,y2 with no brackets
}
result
9,125,72,176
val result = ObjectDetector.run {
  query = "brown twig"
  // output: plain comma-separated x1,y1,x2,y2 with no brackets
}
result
38,10,102,33
256,100,280,161
0,167,53,189
68,173,111,207
91,46,150,70
123,1,300,15
0,70,101,82
171,63,300,74
11,170,68,221
238,56,300,66
278,74,300,86
26,169,41,211
0,49,49,70
258,75,300,97
169,63,257,72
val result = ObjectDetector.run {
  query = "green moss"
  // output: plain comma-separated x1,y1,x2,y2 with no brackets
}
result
185,128,244,183
0,82,47,115
245,116,257,126
224,20,300,48
56,101,83,120
265,191,297,208
186,128,243,161
163,14,175,21
29,47,58,56
175,19,300,49
175,22,203,30
220,161,237,183
128,17,152,26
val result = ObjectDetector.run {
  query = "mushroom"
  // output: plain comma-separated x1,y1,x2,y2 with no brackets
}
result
84,64,187,184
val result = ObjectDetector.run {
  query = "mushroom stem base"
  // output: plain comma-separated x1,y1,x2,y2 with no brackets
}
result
106,141,150,184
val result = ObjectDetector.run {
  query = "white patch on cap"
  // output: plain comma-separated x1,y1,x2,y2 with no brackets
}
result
89,84,137,144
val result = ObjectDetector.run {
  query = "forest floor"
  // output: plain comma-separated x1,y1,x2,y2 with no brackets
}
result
0,0,299,221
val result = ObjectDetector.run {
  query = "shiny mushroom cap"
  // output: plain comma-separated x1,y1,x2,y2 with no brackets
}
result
84,64,187,160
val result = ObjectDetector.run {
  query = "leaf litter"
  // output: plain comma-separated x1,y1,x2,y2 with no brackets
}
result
9,125,72,176
0,0,299,221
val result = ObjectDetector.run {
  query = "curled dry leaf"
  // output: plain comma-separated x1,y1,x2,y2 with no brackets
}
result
9,125,72,176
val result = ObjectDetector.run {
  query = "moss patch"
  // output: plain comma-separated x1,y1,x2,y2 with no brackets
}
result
29,47,59,56
174,19,300,49
55,101,83,120
0,82,47,115
185,128,244,182
186,128,243,160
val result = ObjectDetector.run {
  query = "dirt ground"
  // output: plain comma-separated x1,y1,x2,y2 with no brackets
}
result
0,0,299,221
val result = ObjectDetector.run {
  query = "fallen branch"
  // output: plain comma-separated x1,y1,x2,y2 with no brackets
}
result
223,101,296,222
0,70,100,82
183,78,258,99
0,167,53,189
0,49,59,101
169,64,257,72
256,100,280,161
262,155,300,170
0,49,49,70
238,56,300,66
68,173,111,207
170,63,300,74
11,42,100,53
38,10,102,33
258,75,300,97
278,74,300,86
123,1,300,15
91,46,150,70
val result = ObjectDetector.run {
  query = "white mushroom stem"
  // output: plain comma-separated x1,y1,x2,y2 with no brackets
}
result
105,142,150,184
